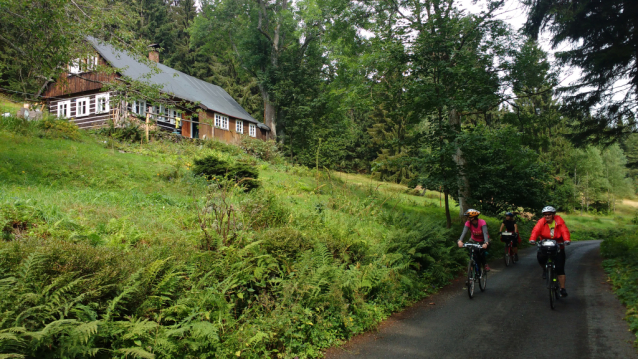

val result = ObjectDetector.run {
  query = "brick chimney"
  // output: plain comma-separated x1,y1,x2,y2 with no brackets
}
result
148,44,160,63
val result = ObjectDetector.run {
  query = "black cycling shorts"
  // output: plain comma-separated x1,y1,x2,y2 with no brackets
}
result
537,249,566,275
501,235,518,247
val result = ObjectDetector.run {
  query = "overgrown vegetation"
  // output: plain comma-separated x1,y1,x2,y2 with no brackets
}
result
0,120,477,358
601,227,638,346
192,156,260,191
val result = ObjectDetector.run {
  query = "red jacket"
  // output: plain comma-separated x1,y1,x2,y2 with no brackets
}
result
529,215,571,244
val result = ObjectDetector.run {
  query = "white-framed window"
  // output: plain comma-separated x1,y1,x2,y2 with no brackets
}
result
131,100,146,116
169,109,180,125
57,100,71,118
68,55,99,75
75,97,89,117
235,120,244,134
150,105,159,120
214,113,229,130
249,123,257,137
68,59,81,75
95,93,110,114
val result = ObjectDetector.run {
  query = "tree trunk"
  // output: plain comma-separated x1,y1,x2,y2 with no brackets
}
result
449,109,470,218
444,188,452,229
260,86,276,137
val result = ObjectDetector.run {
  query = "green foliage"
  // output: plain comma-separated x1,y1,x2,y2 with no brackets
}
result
0,0,146,97
601,229,638,345
457,125,550,215
192,156,260,191
240,138,283,164
0,125,477,358
0,201,44,241
524,0,638,141
0,115,81,141
96,122,144,143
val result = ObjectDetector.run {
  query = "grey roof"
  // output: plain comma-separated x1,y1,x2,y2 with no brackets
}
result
87,37,269,130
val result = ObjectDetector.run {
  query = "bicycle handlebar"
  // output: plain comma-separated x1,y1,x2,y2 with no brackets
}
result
463,243,483,248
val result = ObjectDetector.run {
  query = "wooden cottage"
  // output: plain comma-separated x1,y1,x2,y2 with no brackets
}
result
43,37,270,142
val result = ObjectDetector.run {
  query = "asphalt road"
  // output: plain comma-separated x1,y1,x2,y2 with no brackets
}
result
326,240,637,359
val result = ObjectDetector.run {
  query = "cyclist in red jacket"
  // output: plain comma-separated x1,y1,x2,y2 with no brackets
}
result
529,206,571,297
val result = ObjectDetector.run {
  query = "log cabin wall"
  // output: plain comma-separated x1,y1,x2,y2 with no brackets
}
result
48,90,114,129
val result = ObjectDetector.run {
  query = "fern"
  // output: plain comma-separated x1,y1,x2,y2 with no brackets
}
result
114,347,155,359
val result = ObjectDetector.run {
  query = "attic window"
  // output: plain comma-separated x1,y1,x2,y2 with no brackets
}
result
249,123,256,137
215,113,229,130
76,97,89,117
68,55,99,75
235,120,243,134
96,93,110,114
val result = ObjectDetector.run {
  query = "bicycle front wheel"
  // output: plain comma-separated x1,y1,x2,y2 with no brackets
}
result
548,266,555,310
467,261,475,299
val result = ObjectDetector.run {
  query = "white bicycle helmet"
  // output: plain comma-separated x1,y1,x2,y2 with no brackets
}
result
541,206,557,214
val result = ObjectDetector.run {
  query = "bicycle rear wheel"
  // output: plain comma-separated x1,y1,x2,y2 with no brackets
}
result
548,266,555,310
467,261,475,299
504,246,510,267
479,265,487,292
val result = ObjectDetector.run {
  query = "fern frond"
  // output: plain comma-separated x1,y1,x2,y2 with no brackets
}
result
114,347,155,359
70,320,99,345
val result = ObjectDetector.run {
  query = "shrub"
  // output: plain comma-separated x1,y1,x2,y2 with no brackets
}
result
259,227,311,266
0,114,81,141
240,137,282,163
241,191,289,230
192,155,260,191
96,121,144,143
36,117,81,141
205,138,244,156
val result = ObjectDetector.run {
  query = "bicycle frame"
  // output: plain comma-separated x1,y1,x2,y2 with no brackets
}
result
539,239,561,309
463,242,486,298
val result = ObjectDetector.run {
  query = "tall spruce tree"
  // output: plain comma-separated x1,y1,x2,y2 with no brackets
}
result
524,0,638,142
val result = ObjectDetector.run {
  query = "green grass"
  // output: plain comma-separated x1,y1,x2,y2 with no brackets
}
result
1,116,634,358
601,229,638,346
0,119,471,358
0,96,23,114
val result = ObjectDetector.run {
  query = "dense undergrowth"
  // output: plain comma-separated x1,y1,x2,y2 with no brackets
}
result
601,229,638,346
0,116,567,358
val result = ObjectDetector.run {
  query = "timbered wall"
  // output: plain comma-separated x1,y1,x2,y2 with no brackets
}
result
43,56,117,98
44,53,272,139
182,110,268,143
48,90,114,129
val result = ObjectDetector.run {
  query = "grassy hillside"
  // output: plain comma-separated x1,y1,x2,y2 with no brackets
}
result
0,116,476,358
1,113,634,358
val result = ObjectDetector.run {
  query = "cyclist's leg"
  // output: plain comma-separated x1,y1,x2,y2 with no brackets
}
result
511,237,518,254
482,243,491,270
555,250,566,289
537,249,548,268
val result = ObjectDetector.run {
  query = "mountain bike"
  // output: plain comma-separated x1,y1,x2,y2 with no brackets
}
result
463,242,487,299
538,239,561,309
501,232,517,267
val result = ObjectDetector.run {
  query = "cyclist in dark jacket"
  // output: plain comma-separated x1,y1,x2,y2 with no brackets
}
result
499,212,520,261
